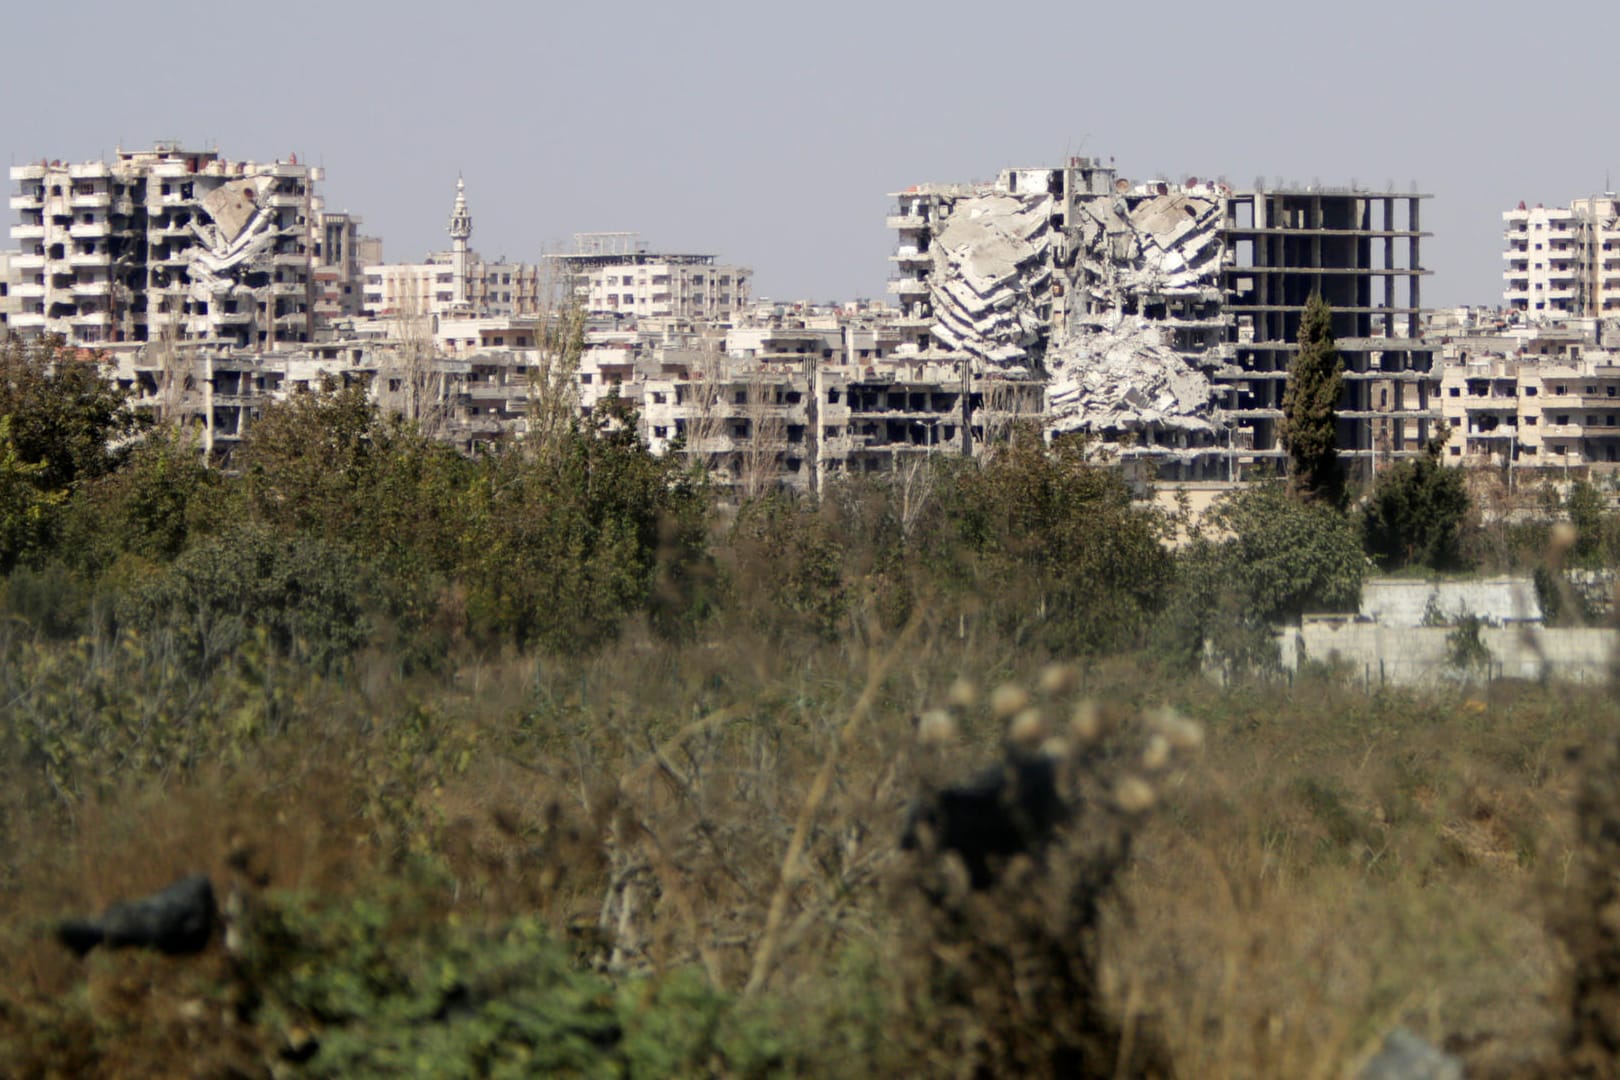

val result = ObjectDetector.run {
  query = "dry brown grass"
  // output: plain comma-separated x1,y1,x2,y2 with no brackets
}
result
3,622,1620,1076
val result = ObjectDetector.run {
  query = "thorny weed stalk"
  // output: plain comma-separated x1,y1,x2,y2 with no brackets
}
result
893,674,1202,1080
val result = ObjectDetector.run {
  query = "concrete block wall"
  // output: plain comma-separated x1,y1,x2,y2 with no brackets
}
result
1276,622,1617,686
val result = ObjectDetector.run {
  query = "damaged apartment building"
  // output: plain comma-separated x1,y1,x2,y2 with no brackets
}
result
6,144,384,456
560,305,1037,495
6,143,362,350
887,157,1439,479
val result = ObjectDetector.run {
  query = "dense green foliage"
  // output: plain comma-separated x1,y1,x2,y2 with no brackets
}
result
0,337,147,569
939,432,1174,654
1281,294,1345,505
0,336,147,493
1159,483,1366,670
240,892,823,1079
1361,434,1472,571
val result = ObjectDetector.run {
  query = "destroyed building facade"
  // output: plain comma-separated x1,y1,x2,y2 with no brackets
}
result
888,157,1440,480
8,144,337,349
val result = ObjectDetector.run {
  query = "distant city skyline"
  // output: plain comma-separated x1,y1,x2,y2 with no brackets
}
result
5,0,1618,309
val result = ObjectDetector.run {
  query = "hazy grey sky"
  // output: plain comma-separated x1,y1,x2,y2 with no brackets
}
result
5,0,1614,307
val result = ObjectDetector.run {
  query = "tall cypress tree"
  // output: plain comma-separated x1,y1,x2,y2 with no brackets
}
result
1281,293,1344,504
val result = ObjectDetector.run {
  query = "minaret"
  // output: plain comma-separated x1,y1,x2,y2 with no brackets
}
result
447,177,473,312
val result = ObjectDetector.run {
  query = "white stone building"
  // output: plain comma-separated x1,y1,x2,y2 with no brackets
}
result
361,180,542,320
546,234,750,325
1503,197,1620,319
0,250,17,336
8,144,329,349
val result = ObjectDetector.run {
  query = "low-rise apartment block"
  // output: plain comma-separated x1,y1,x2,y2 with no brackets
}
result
1434,318,1620,475
546,233,750,325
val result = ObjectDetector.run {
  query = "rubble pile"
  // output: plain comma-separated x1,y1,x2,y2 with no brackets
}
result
1045,316,1219,439
1043,187,1227,441
900,177,1235,448
1068,190,1223,305
927,193,1054,371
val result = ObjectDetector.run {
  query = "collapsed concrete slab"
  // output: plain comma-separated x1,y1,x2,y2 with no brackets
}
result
1045,316,1219,440
926,192,1053,372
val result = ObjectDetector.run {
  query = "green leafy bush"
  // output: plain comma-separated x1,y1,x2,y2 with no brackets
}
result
123,523,368,672
1361,437,1472,572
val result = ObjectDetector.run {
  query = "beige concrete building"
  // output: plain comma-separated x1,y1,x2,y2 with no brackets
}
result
1440,353,1620,473
361,180,542,320
1503,196,1620,319
546,233,750,324
313,210,374,322
1433,315,1620,476
8,144,327,349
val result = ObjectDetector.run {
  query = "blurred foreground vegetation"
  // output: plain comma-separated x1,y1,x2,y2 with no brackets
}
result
4,336,1620,1077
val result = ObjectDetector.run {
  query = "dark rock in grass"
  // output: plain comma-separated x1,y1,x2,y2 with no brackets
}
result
902,752,1070,889
55,874,217,957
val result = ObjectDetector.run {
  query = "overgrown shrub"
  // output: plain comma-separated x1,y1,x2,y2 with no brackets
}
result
1158,483,1365,672
122,523,368,673
1361,436,1472,572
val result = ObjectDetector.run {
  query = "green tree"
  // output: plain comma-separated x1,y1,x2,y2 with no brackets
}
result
0,336,146,570
0,417,67,572
236,377,380,540
1361,433,1472,571
123,522,369,672
63,424,219,572
727,492,849,643
460,392,709,653
1563,480,1616,566
941,429,1173,655
1159,483,1365,671
0,335,146,493
1281,294,1344,504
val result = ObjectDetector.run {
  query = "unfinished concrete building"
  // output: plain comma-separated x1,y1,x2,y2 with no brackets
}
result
1219,184,1435,478
8,144,324,348
887,157,1439,480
